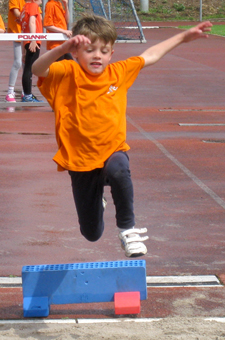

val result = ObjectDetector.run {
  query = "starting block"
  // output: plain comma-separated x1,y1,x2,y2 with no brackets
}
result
22,260,147,317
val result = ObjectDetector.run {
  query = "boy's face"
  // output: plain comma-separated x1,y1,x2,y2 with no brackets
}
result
73,38,114,76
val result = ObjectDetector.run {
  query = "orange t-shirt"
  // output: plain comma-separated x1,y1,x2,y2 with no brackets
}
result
43,0,67,50
38,57,145,172
7,0,25,33
20,2,43,45
0,15,5,31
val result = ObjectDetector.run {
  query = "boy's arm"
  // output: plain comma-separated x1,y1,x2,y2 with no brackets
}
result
140,21,212,68
32,34,91,77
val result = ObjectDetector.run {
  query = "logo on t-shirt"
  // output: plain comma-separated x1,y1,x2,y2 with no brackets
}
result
107,85,118,95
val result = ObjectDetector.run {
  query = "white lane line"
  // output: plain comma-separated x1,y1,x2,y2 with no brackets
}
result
146,275,222,287
0,101,48,107
179,123,225,126
0,319,77,324
160,109,225,112
0,275,222,288
127,116,225,210
0,277,22,286
77,318,161,324
0,317,225,325
0,318,161,325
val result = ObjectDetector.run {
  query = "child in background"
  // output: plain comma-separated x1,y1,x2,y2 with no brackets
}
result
5,0,25,102
32,15,212,257
20,0,43,102
43,0,73,61
0,15,5,33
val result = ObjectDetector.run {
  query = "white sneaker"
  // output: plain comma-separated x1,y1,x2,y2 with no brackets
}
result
118,228,149,257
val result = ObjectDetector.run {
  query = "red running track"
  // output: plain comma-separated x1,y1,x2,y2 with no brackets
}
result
0,24,225,319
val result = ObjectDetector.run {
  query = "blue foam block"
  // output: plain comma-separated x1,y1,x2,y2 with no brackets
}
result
22,260,147,317
23,297,49,317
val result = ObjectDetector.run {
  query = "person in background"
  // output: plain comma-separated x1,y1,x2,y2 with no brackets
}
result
43,0,73,61
20,0,43,102
5,0,25,102
0,14,5,33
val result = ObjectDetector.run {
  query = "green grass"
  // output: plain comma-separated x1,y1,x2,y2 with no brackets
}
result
178,24,225,37
138,3,225,22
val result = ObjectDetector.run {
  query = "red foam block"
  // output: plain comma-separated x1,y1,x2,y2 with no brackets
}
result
114,291,140,315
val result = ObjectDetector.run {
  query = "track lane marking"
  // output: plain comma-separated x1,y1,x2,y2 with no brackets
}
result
127,115,225,210
0,275,221,288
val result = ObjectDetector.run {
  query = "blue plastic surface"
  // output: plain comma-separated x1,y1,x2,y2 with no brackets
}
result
22,260,147,317
23,297,49,317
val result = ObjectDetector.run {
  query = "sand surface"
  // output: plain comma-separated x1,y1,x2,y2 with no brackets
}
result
1,318,225,339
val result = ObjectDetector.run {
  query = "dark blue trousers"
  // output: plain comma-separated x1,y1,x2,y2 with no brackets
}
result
69,151,135,242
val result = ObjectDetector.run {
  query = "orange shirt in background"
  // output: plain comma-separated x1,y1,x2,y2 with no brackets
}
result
20,2,43,45
43,0,67,50
0,15,5,31
8,0,25,33
38,57,145,172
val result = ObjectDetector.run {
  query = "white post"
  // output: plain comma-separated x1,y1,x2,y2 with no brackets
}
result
42,0,47,32
68,0,73,29
200,0,202,21
140,0,149,12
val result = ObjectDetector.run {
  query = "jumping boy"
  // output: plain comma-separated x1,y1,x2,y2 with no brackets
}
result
32,15,212,257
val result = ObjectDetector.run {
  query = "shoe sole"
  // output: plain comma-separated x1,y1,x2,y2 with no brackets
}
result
128,252,147,258
120,242,147,257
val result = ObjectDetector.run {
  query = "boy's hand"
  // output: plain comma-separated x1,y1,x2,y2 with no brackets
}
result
63,35,91,54
183,21,213,43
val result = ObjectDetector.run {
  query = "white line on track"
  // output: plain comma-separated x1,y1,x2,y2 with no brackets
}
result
0,277,22,285
0,101,48,107
146,275,222,287
160,109,225,112
127,116,225,210
1,317,225,325
0,318,161,324
0,319,77,324
179,123,225,126
0,275,222,287
77,318,161,324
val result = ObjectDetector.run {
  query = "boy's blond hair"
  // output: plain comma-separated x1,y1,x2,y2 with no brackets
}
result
72,14,117,45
